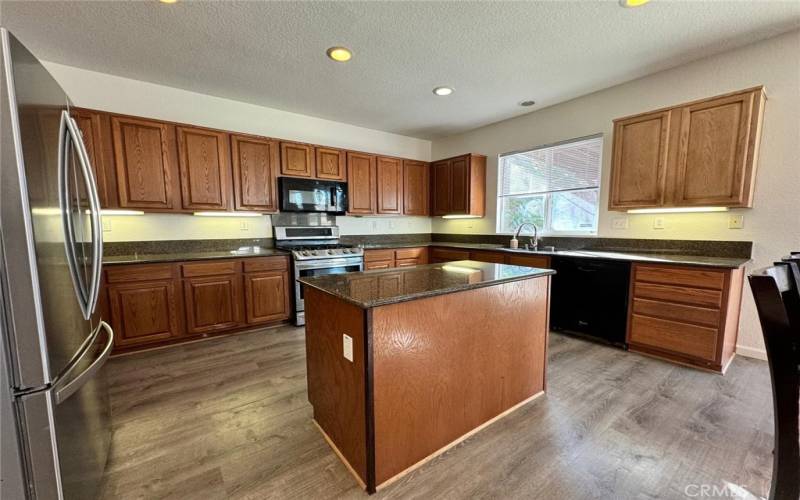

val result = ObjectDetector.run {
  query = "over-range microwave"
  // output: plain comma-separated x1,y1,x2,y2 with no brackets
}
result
278,177,347,214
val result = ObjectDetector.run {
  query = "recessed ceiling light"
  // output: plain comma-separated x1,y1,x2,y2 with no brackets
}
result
519,100,536,107
433,86,454,96
159,0,178,4
619,0,650,7
326,47,352,62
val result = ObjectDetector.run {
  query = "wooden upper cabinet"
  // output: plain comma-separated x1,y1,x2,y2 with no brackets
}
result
315,147,346,181
347,152,376,215
176,126,231,210
231,134,279,212
111,115,178,210
674,89,764,207
608,111,670,210
430,154,486,217
73,109,118,208
431,160,451,215
280,141,315,178
403,160,429,216
376,157,403,215
609,86,765,210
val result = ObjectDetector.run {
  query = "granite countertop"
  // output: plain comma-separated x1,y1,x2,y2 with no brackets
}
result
299,260,556,309
104,247,290,265
359,242,749,268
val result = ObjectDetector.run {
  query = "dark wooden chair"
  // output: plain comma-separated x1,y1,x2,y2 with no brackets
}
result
748,261,800,500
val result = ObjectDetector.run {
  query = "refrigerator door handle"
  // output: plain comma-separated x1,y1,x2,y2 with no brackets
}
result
54,321,113,404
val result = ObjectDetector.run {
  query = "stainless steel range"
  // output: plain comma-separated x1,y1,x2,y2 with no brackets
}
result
274,226,363,326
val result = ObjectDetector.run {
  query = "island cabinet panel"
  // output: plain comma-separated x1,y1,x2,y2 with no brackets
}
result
177,126,231,210
244,272,290,324
111,115,179,210
376,157,403,215
347,152,377,215
183,274,244,334
315,147,346,181
609,86,765,210
74,109,118,208
303,287,368,487
627,263,744,372
230,134,279,212
371,277,550,486
280,141,315,178
402,160,429,215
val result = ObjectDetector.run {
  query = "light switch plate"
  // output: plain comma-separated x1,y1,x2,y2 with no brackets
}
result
728,215,744,229
653,217,666,230
102,219,112,232
612,217,629,230
343,334,353,362
239,220,249,231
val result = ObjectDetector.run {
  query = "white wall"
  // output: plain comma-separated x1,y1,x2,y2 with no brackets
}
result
432,30,800,359
43,62,433,241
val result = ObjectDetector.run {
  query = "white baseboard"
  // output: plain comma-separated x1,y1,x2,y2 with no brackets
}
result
735,345,767,360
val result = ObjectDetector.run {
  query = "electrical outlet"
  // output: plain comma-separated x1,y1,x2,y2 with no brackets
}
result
102,219,112,232
388,220,396,229
239,220,249,231
342,334,353,362
728,215,744,229
371,220,378,231
653,217,666,230
612,217,629,230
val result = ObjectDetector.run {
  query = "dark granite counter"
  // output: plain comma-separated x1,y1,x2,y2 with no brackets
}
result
299,260,555,309
358,241,749,268
104,247,289,265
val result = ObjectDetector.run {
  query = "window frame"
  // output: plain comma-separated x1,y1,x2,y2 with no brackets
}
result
495,133,603,236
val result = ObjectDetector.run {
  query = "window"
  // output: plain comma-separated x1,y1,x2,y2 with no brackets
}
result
497,134,602,235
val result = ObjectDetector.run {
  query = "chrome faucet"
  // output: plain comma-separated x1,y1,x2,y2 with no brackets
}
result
514,223,539,251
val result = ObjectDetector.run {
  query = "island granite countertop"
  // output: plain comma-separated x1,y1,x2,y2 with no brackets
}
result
299,260,555,309
104,247,289,265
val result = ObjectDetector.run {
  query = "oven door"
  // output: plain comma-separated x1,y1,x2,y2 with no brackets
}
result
279,177,347,214
293,257,363,325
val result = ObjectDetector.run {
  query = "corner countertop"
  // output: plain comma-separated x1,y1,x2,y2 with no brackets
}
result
299,260,555,309
358,242,750,269
103,247,290,265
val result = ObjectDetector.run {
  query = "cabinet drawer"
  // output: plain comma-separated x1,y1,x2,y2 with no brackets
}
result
364,249,395,263
634,265,725,290
469,251,505,264
505,254,550,268
395,258,421,267
106,263,174,283
629,314,718,362
632,298,720,328
181,260,240,277
365,260,393,271
243,256,289,273
430,248,470,262
633,282,722,308
394,247,425,260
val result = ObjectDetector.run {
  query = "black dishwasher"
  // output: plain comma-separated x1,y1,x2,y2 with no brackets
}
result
550,257,631,347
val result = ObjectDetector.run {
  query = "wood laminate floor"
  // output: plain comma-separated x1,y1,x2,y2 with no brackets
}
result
100,327,774,500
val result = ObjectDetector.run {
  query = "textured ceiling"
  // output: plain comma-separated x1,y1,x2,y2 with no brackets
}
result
3,1,799,139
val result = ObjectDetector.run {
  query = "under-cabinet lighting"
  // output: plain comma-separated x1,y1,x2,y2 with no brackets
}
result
627,207,728,214
193,212,264,217
441,214,481,219
100,209,145,216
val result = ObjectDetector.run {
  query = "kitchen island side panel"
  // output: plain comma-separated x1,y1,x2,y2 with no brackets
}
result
304,286,368,484
371,276,550,485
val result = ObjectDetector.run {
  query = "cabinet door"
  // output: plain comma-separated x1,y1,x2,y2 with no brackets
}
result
403,160,429,215
315,147,346,181
376,157,403,215
183,275,243,334
74,109,117,208
674,91,757,207
111,116,178,210
347,152,376,214
244,271,290,324
231,134,279,212
609,111,670,209
177,126,231,210
108,279,181,348
449,155,470,214
280,141,314,177
431,160,451,215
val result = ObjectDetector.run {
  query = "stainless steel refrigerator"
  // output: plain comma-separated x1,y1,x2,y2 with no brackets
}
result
0,29,113,499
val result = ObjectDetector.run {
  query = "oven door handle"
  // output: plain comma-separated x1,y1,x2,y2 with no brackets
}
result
295,258,363,270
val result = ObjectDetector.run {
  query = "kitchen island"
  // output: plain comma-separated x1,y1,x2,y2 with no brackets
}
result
299,260,554,492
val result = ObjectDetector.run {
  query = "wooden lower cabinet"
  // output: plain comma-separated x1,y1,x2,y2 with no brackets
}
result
429,247,471,263
626,263,744,373
104,256,291,353
364,247,428,270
